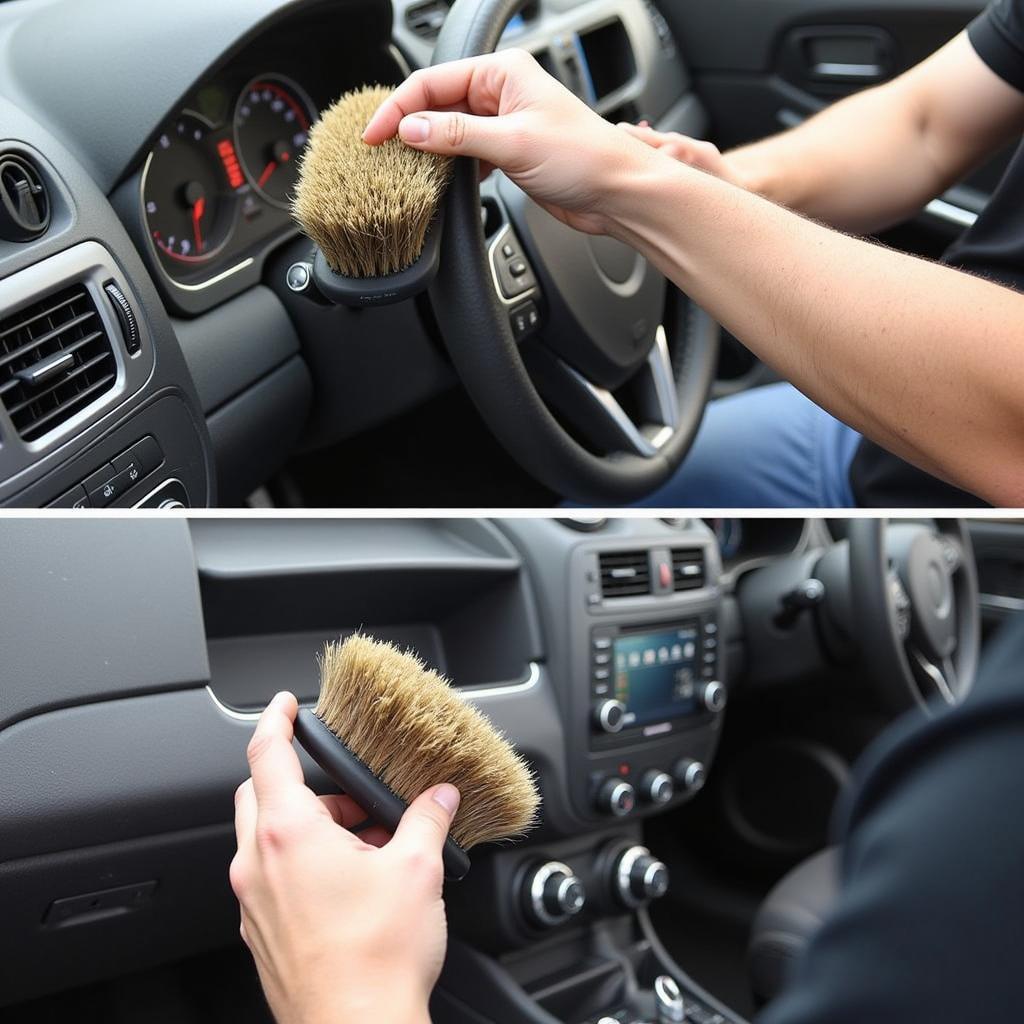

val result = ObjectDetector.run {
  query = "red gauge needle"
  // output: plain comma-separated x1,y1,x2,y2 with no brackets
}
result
191,196,206,253
257,161,278,188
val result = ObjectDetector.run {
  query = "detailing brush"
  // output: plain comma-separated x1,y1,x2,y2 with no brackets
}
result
292,85,452,306
293,634,540,880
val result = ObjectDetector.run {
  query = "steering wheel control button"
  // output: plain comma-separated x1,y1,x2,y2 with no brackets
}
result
509,300,540,340
492,230,538,299
614,846,670,907
594,699,626,733
641,770,675,805
524,861,587,928
673,758,707,795
701,680,727,713
103,280,141,355
48,484,91,509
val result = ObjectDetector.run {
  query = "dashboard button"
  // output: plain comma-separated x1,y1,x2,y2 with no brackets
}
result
593,636,612,650
87,465,138,507
594,651,611,666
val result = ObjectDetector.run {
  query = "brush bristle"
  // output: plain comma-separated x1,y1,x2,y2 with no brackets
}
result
292,85,452,278
314,634,540,849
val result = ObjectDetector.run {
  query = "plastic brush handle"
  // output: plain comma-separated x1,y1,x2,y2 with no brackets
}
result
293,707,471,880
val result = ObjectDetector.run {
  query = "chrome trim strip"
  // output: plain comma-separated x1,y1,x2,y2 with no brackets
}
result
205,662,542,721
924,198,977,229
812,61,882,79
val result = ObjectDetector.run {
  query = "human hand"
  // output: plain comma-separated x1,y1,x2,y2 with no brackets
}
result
617,122,738,184
230,691,459,1024
361,49,674,236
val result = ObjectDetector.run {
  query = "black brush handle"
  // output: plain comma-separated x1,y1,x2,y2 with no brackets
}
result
293,708,471,881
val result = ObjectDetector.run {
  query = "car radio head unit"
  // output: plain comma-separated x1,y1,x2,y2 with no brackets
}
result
611,623,701,728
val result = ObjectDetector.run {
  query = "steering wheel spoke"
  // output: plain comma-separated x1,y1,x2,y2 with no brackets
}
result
530,326,680,457
908,644,959,705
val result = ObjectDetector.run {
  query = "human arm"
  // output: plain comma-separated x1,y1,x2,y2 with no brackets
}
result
623,31,1024,233
363,51,1024,504
229,691,460,1024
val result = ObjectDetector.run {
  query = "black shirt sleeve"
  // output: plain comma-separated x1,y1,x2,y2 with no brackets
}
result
756,613,1024,1024
969,0,1024,92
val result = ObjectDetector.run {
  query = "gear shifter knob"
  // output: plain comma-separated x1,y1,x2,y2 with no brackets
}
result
654,975,686,1023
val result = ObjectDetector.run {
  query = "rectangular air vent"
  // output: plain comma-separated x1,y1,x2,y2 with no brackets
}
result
671,548,705,591
405,0,450,40
599,550,652,598
0,285,116,442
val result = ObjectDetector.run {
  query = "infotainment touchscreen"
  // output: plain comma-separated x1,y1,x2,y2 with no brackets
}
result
612,624,701,728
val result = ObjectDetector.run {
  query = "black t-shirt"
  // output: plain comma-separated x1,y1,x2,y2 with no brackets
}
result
757,611,1024,1023
849,0,1024,507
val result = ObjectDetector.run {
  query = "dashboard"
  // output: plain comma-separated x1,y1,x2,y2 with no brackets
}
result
0,516,727,1008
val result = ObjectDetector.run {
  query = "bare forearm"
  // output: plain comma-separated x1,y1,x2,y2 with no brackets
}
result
725,83,945,233
609,153,1024,504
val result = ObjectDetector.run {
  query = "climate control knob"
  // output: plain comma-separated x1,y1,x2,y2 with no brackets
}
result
523,860,587,927
701,680,727,713
641,769,675,805
613,845,670,907
597,778,636,817
593,698,626,733
673,758,707,795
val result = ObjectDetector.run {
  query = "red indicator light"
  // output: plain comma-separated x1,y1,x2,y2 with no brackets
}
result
217,139,245,190
618,762,630,776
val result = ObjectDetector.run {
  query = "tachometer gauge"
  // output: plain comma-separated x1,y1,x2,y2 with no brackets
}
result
142,113,237,264
234,74,316,207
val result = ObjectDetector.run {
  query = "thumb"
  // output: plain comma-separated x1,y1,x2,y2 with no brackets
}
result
398,110,514,165
392,783,461,859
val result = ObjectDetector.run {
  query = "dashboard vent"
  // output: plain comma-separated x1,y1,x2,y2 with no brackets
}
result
671,548,705,591
0,285,116,442
405,0,450,40
599,550,652,598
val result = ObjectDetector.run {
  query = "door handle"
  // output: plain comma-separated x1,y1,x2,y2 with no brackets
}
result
811,61,884,80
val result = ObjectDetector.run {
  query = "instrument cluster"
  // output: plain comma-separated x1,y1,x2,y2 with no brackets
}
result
140,73,317,289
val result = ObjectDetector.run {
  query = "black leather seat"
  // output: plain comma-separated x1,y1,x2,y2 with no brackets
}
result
748,847,840,1005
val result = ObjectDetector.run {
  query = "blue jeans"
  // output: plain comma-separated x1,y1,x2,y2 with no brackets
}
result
635,382,862,508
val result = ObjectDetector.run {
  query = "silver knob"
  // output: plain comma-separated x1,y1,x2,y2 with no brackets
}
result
594,698,626,733
673,757,707,794
701,680,727,713
597,778,636,817
654,975,686,1023
157,499,186,510
285,260,314,292
614,845,670,907
641,769,675,805
525,860,587,927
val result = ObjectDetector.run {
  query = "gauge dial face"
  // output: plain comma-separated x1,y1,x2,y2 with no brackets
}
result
234,75,315,207
142,113,237,264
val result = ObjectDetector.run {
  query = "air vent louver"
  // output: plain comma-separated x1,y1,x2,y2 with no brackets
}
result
599,550,652,598
0,286,116,442
405,0,450,39
671,548,705,591
0,154,50,241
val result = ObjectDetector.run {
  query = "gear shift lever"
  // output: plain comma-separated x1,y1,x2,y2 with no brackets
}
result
654,975,686,1023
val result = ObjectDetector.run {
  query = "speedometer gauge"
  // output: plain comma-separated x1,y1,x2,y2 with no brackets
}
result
234,74,316,207
142,113,237,264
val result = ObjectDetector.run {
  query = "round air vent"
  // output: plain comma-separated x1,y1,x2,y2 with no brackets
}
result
0,154,50,241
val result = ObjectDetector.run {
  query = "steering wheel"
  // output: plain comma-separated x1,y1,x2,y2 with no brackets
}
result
848,519,980,715
429,0,718,504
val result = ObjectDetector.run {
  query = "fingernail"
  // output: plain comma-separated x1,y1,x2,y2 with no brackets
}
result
399,116,430,143
432,783,460,817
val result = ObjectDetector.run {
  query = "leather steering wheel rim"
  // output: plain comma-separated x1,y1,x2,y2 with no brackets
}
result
429,0,718,504
848,518,980,715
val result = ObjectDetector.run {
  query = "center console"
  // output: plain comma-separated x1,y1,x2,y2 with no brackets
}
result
437,520,741,1024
